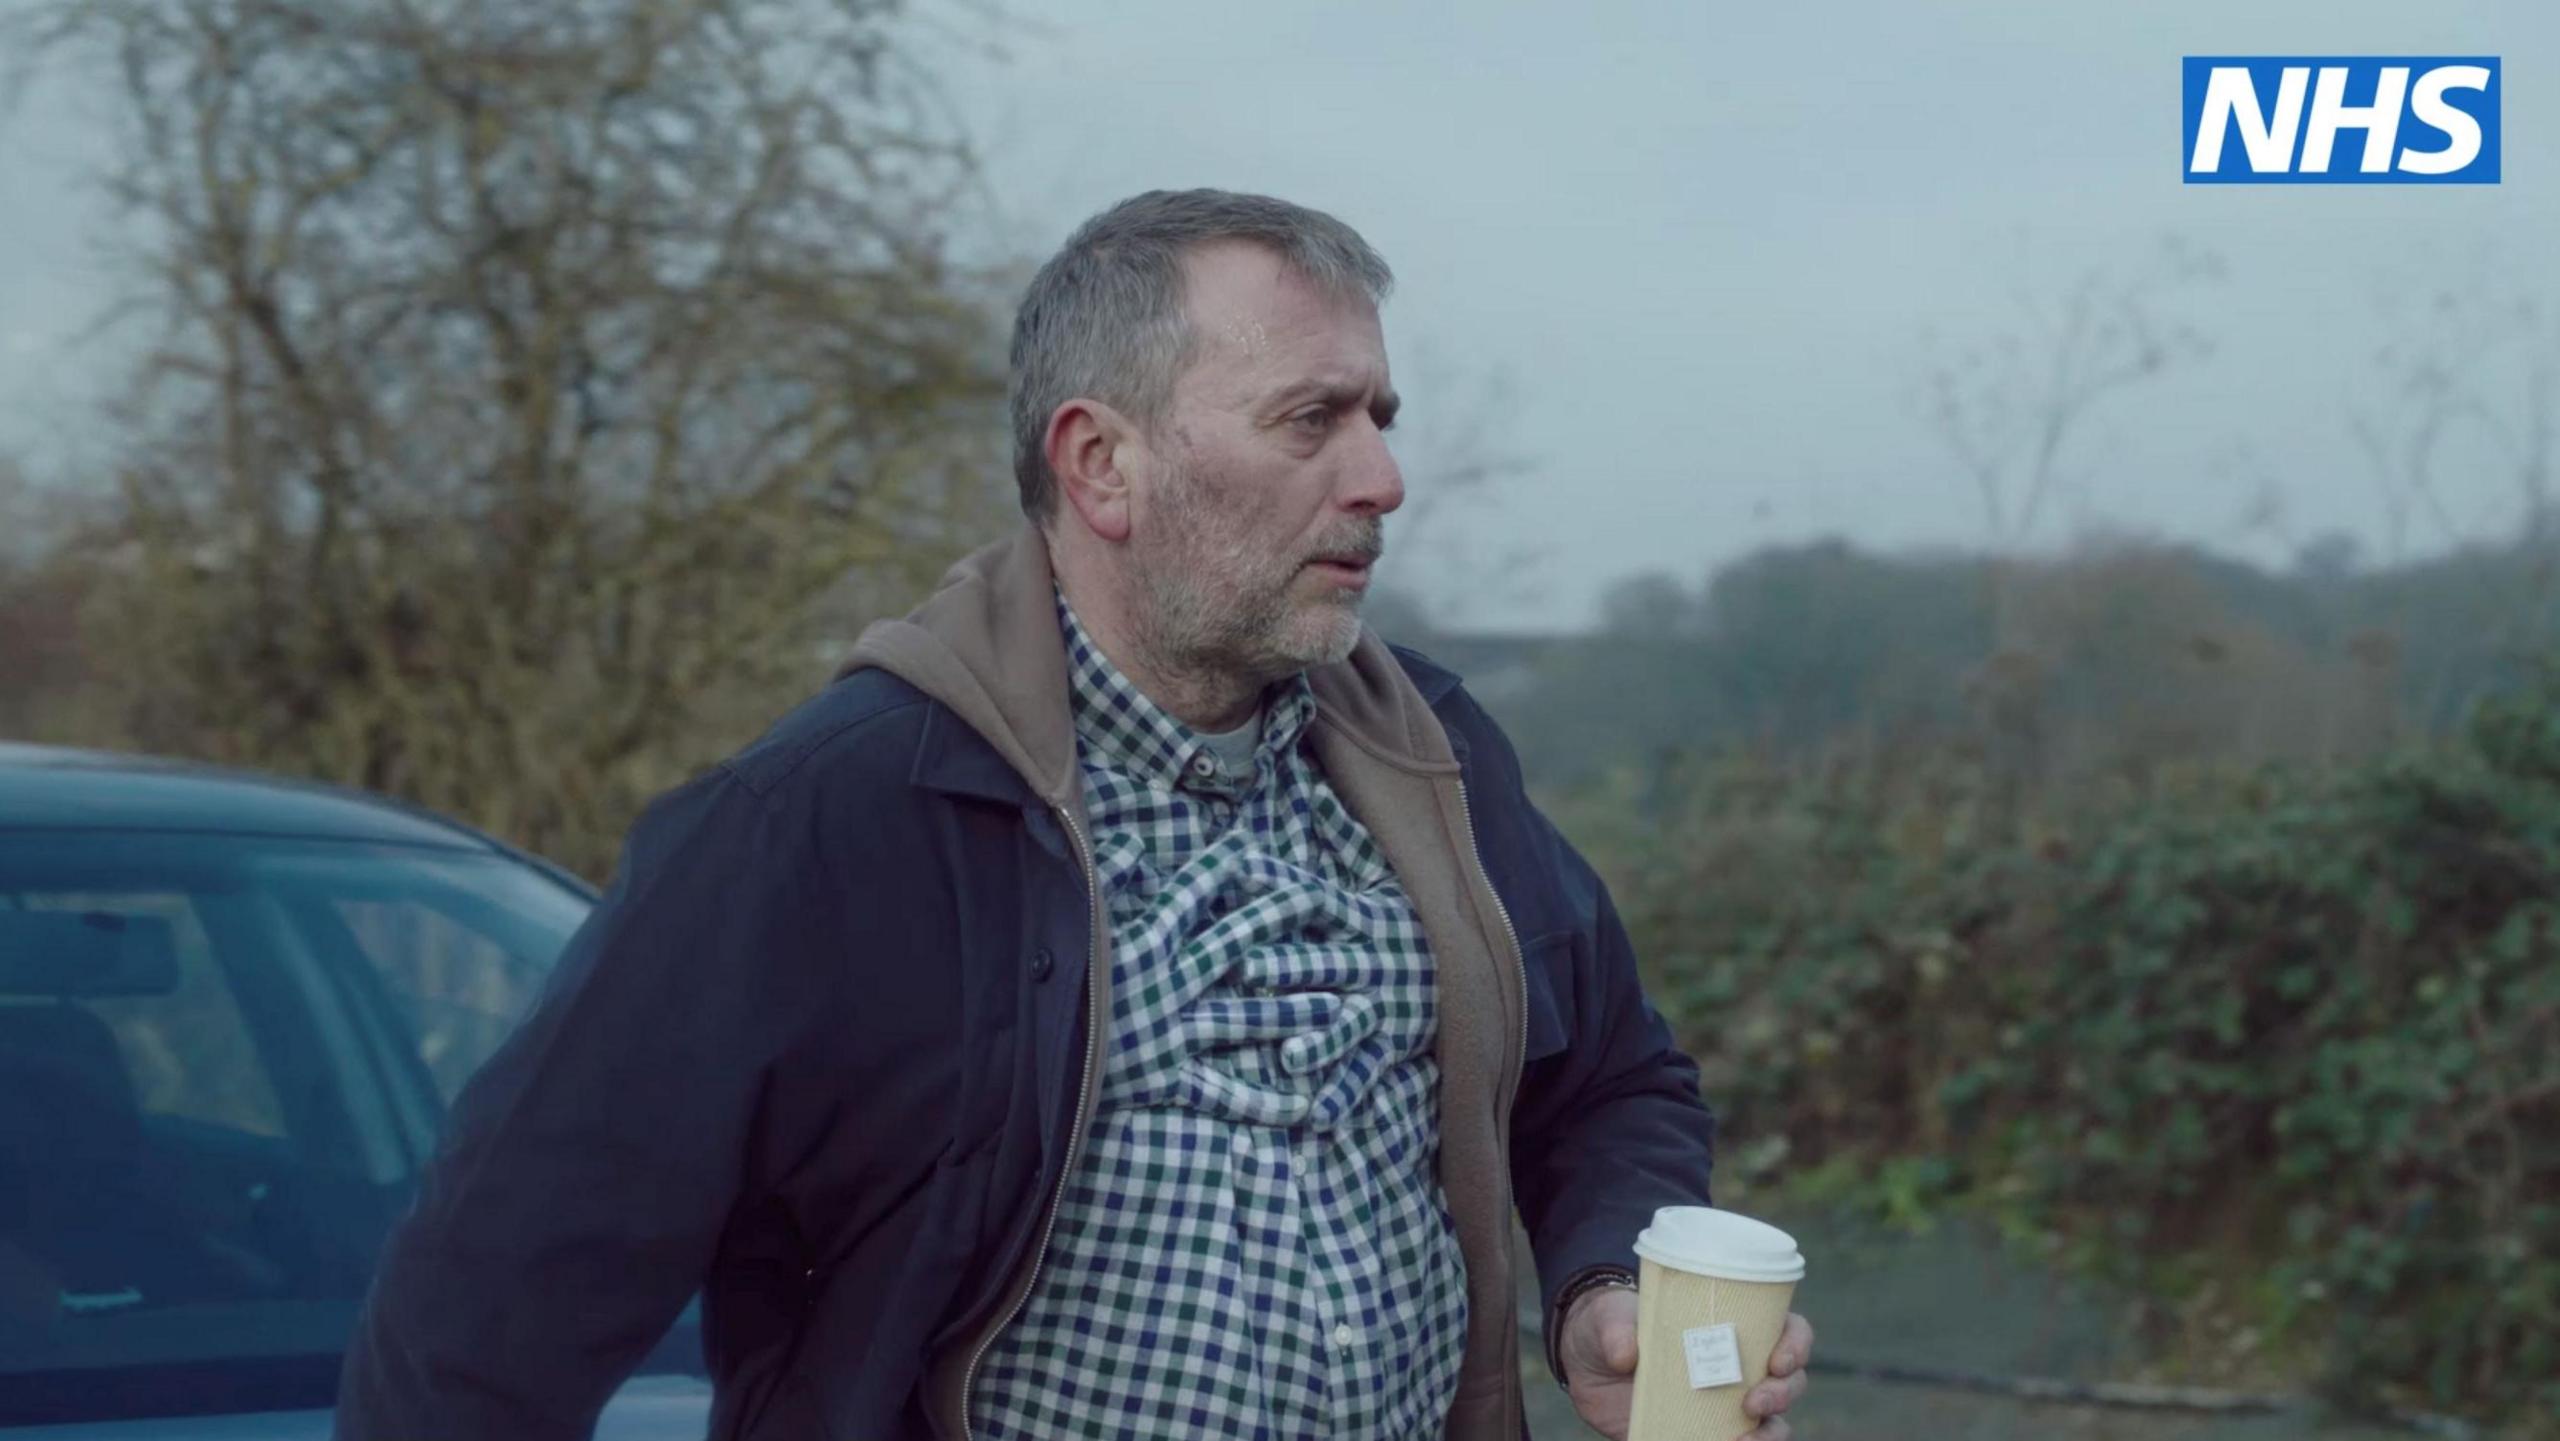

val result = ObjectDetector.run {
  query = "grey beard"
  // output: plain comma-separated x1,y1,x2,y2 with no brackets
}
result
1133,551,1299,683
1132,460,1376,682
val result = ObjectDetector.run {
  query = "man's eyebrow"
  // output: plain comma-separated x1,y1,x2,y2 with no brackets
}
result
1268,377,1401,425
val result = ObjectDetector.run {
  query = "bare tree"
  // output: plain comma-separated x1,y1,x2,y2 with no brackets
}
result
2332,270,2560,741
2349,273,2560,606
1918,234,2222,563
0,456,102,739
1913,234,2220,822
1366,348,1541,634
10,0,1011,876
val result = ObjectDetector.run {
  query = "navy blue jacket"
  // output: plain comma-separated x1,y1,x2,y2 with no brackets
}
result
338,638,1716,1440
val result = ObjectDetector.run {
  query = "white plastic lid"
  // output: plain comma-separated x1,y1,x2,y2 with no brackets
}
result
1632,1206,1806,1283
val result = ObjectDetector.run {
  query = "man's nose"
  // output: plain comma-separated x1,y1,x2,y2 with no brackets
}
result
1339,419,1404,517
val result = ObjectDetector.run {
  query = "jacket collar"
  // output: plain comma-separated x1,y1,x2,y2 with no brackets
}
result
837,524,1462,807
1382,643,1468,760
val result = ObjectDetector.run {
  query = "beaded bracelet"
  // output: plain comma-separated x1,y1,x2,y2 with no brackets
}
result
1546,1264,1639,1385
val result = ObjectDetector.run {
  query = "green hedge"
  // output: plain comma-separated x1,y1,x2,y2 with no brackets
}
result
1554,673,2560,1428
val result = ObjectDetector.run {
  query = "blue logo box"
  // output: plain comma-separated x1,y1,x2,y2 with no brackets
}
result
2182,56,2500,183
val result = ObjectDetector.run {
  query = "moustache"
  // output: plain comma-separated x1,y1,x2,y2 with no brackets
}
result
1306,525,1385,567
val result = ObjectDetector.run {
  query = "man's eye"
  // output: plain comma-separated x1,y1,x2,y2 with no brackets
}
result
1289,408,1333,432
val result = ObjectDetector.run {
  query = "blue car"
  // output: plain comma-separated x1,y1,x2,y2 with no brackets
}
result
0,744,710,1438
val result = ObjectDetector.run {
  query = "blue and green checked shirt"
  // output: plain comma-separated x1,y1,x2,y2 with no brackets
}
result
966,596,1469,1439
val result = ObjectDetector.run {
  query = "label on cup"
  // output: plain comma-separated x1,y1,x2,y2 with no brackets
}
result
1680,1322,1744,1389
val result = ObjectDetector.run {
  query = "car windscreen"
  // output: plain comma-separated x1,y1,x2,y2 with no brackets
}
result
0,829,590,1425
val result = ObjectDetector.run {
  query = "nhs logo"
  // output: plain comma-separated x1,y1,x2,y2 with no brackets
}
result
2182,57,2499,183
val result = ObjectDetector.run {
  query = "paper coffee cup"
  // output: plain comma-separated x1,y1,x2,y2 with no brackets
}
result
1626,1206,1806,1441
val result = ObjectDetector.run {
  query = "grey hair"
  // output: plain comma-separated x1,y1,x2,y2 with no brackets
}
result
1008,188,1394,524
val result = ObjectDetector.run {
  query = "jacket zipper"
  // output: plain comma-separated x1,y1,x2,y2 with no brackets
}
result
956,800,1104,1441
1450,776,1528,1121
1451,773,1529,1440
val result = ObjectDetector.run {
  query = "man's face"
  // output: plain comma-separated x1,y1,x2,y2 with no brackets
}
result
1123,241,1404,681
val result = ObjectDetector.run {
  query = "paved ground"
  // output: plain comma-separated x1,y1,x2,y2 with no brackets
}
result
1517,1210,2420,1441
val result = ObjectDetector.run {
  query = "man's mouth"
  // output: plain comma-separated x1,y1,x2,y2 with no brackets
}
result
1307,555,1375,587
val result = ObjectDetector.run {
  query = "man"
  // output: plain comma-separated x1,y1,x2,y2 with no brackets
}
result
338,189,1813,1440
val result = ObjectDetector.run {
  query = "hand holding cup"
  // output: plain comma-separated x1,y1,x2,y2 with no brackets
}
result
1621,1207,1809,1441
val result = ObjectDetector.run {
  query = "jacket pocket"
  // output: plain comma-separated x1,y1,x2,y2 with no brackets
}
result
1519,931,1577,1063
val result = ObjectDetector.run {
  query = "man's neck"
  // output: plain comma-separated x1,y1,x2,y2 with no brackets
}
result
1054,571,1267,733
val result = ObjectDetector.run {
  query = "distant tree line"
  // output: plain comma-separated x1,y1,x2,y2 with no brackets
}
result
1434,529,2560,802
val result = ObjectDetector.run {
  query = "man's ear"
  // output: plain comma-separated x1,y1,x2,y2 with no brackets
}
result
1046,398,1143,543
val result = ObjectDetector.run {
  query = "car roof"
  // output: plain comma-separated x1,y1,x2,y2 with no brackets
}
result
0,741,499,850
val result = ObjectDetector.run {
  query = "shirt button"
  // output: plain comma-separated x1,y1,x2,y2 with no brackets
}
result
1333,1323,1356,1349
1028,946,1055,982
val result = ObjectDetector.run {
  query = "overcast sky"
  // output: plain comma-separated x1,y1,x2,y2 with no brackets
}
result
6,0,2557,631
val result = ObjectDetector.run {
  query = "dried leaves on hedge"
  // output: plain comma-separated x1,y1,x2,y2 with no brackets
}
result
1560,669,2560,1427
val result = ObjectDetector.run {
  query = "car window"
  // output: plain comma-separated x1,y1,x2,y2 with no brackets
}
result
331,890,550,1104
12,891,285,1138
0,830,592,1425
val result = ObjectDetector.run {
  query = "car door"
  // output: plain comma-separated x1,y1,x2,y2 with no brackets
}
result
0,830,705,1436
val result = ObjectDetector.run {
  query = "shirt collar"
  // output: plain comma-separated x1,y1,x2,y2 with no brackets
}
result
1056,590,1316,792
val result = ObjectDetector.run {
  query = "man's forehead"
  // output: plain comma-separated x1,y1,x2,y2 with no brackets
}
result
1178,242,1384,369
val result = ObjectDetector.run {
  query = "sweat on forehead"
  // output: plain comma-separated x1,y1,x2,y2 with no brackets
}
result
1216,319,1271,356
1177,243,1380,362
